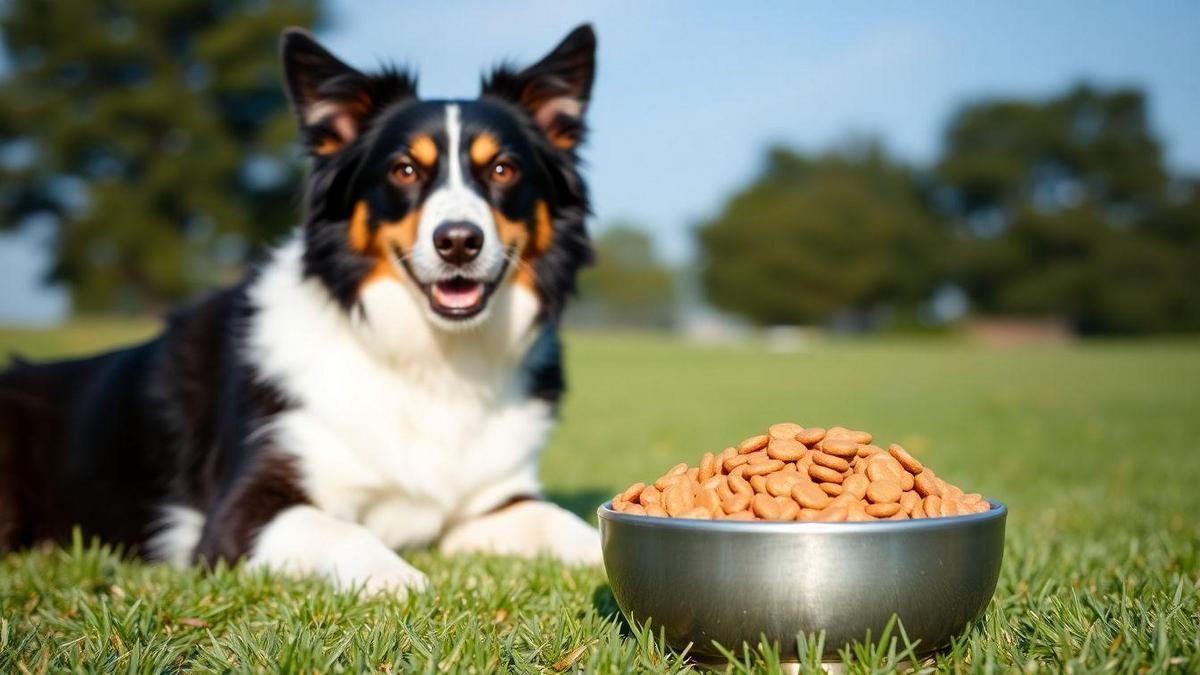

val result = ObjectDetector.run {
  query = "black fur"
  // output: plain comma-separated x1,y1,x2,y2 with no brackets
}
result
0,287,302,557
280,29,418,160
520,324,567,407
0,26,596,561
289,25,596,321
483,24,597,320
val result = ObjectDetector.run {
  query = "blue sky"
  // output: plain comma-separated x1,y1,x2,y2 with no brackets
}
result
2,1,1198,322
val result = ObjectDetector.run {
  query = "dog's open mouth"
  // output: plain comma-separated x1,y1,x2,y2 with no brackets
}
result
393,245,512,322
429,276,488,318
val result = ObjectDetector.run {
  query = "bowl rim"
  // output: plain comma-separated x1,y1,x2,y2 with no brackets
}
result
597,497,1007,534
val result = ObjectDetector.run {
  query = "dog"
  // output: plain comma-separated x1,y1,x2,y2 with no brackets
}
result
0,25,601,596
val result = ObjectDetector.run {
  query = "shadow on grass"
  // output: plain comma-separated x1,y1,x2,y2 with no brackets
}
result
591,584,620,618
592,583,636,637
543,488,635,636
543,487,635,635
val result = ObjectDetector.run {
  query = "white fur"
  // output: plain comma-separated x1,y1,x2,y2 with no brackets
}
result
141,101,596,592
147,505,205,568
408,104,506,304
248,505,429,597
233,234,596,594
440,500,602,566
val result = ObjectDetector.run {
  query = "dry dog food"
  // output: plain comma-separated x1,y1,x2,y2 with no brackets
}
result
610,424,989,521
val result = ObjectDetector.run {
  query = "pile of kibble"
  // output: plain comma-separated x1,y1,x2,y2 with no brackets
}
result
610,423,989,521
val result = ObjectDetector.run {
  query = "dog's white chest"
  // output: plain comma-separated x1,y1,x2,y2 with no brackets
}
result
273,367,552,548
247,240,550,549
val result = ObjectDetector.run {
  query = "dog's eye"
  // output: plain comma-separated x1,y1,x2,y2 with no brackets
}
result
391,159,421,185
488,160,518,185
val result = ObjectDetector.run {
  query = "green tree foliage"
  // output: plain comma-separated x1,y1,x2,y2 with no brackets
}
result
1143,180,1200,330
939,85,1200,334
574,223,676,329
696,141,946,326
0,0,320,311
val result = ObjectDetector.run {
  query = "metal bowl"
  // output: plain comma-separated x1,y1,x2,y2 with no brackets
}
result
598,500,1006,661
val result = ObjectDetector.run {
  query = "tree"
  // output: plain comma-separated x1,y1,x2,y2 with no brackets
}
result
0,0,321,312
938,84,1200,333
939,85,1166,216
696,141,946,327
956,203,1194,334
574,223,676,329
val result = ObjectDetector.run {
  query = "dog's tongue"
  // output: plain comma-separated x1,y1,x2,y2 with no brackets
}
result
432,279,484,309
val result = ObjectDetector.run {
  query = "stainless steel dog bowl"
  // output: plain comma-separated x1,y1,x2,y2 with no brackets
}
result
598,500,1006,661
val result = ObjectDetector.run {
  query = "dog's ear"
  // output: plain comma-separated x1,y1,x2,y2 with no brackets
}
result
483,24,596,150
280,28,414,156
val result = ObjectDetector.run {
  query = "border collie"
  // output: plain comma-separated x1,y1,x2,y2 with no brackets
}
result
0,25,601,596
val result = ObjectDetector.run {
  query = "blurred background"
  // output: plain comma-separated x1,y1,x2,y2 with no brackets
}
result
3,8,1198,669
0,1,1197,340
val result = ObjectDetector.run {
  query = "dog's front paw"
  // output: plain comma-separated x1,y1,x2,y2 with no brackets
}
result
440,500,602,566
325,532,430,599
250,505,430,599
537,507,602,566
351,557,430,598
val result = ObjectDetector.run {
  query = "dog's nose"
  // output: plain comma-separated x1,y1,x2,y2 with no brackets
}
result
432,221,484,265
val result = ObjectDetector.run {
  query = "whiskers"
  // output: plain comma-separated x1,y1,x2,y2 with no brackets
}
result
500,248,536,283
387,245,415,268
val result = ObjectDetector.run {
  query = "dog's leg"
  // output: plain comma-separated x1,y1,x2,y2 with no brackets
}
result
0,370,58,553
249,505,429,597
194,451,428,597
0,389,25,553
439,499,602,566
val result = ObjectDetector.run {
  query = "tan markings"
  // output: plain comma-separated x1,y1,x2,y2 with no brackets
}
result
377,211,420,252
495,199,555,292
360,210,420,287
493,209,530,253
315,137,342,155
348,201,371,253
549,133,578,150
513,261,538,291
492,208,532,290
344,201,422,289
469,132,500,166
532,200,553,254
361,259,397,286
409,134,438,167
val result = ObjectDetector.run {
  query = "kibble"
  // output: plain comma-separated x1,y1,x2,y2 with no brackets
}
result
611,422,990,521
737,434,769,454
843,474,869,500
865,479,902,504
809,464,844,484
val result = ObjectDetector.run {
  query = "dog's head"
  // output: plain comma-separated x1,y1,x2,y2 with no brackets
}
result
281,26,595,330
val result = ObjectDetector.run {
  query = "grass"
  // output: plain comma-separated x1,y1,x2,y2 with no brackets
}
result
2,325,1198,673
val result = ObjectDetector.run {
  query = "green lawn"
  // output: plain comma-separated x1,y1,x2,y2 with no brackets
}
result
2,326,1198,673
